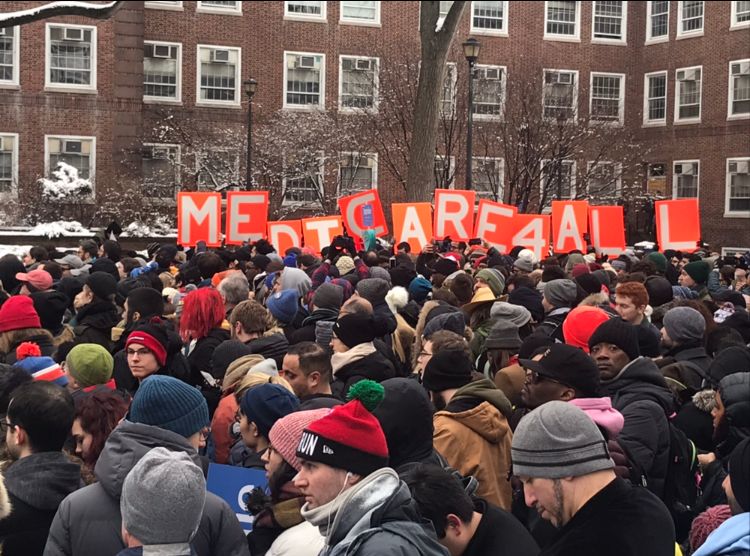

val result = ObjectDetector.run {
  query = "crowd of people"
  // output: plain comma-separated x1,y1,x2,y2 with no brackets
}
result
0,233,747,556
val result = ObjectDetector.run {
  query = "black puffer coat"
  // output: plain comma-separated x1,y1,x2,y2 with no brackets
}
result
330,350,396,400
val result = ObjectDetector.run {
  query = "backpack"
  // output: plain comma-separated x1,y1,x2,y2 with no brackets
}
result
662,420,698,542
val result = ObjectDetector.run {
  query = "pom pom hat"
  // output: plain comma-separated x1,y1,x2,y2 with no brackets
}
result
296,380,388,476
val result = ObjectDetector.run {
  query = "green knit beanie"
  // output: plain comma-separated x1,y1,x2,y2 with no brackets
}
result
683,260,710,285
646,252,667,274
66,343,114,388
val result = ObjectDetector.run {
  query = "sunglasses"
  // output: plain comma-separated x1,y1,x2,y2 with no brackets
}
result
524,368,569,387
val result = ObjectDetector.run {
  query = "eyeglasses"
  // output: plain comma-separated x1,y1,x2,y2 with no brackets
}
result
0,420,15,434
126,348,152,357
418,350,432,358
199,427,211,441
524,368,568,387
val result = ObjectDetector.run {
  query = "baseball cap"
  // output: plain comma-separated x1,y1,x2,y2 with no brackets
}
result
519,343,600,397
15,269,53,291
53,254,84,269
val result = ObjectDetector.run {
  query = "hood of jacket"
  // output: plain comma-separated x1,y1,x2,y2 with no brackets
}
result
4,451,81,510
301,307,339,327
602,356,675,414
247,331,289,364
438,383,512,445
692,513,750,556
29,289,69,334
451,378,513,418
94,420,202,500
75,300,120,330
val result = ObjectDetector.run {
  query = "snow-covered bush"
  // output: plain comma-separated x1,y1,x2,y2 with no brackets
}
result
39,162,93,202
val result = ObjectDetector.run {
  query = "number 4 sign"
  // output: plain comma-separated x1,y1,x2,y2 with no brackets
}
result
512,214,550,261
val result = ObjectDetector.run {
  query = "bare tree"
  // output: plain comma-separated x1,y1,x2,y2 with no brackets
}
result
0,1,124,27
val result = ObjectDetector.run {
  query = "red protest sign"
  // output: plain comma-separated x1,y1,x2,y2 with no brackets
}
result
267,220,302,256
588,205,626,256
177,192,222,247
655,199,701,252
392,203,433,254
473,199,517,252
338,189,388,238
225,191,269,245
511,213,550,262
301,216,343,254
433,189,476,241
552,201,588,253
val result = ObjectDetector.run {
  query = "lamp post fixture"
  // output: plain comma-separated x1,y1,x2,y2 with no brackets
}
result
243,78,258,190
462,38,480,191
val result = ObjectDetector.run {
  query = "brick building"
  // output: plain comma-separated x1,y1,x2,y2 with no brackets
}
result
0,1,747,250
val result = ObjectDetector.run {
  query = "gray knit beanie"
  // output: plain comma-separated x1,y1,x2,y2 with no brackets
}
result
356,278,390,305
512,401,614,479
369,266,392,285
485,319,522,351
490,301,532,327
663,306,706,344
544,279,578,309
313,282,344,311
121,447,206,545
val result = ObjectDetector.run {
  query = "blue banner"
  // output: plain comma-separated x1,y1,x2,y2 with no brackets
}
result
207,463,268,533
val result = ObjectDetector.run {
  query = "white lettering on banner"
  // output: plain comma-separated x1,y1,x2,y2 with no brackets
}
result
180,195,219,246
304,219,340,249
399,206,428,247
298,432,319,457
227,193,266,243
345,191,386,237
657,204,698,251
475,203,514,252
590,208,624,256
513,219,547,262
555,204,584,252
269,223,301,250
435,192,470,240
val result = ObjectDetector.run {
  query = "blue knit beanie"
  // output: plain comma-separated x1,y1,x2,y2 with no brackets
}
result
240,383,299,438
266,289,299,324
129,376,209,439
408,276,432,303
283,254,297,268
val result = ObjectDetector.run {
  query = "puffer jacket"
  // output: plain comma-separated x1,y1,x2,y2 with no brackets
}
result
433,379,513,510
44,420,250,556
330,349,396,400
72,300,120,350
601,356,675,499
245,331,289,369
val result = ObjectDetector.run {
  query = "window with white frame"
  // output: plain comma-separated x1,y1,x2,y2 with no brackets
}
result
434,155,455,188
440,63,457,117
678,1,704,36
729,59,750,118
592,1,626,42
144,42,181,102
46,25,96,89
545,1,580,39
46,136,95,185
145,1,183,9
0,134,17,195
340,56,378,111
340,1,380,24
197,1,241,13
0,27,19,86
726,158,750,214
143,144,180,199
196,149,239,190
647,162,668,195
732,1,750,27
543,69,578,120
646,1,669,41
587,161,621,199
541,159,576,204
473,65,505,118
283,155,324,204
339,152,377,195
590,73,625,124
471,1,508,34
472,157,504,200
197,45,240,105
285,52,324,108
675,66,702,122
673,160,699,198
285,1,326,20
644,71,667,124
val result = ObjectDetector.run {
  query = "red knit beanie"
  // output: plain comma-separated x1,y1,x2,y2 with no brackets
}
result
125,329,168,367
563,306,611,353
296,380,388,476
0,296,42,333
689,504,732,553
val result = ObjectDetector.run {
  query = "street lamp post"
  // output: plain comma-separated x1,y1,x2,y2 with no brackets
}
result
243,78,258,190
462,38,480,191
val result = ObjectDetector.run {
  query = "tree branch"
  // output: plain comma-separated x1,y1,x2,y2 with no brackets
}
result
0,1,124,27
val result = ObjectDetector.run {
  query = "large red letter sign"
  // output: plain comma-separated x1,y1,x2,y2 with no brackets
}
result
338,189,388,238
434,189,475,241
655,199,701,252
392,203,432,254
177,192,221,247
473,200,517,253
302,216,343,254
267,220,302,256
511,214,550,262
552,201,588,253
588,205,625,256
225,191,269,245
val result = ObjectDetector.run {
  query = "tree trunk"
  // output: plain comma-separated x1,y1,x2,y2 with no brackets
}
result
405,1,466,202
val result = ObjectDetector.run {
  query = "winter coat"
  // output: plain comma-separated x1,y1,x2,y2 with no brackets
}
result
601,356,674,499
666,345,713,391
462,498,538,556
433,379,514,510
535,308,569,342
29,290,69,336
2,331,56,365
538,477,674,556
266,520,324,556
188,328,231,386
0,452,82,556
673,394,715,452
245,332,289,369
116,547,197,556
44,420,250,556
330,349,396,400
692,513,750,556
73,300,120,350
289,308,339,345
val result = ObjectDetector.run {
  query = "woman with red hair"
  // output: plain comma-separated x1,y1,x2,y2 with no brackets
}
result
72,390,130,472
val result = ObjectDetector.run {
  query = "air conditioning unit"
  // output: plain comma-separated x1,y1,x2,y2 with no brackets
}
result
210,49,230,63
675,163,695,176
550,72,573,85
355,58,372,71
0,28,6,36
63,28,84,41
63,140,82,154
678,69,698,81
735,161,749,174
732,61,750,75
298,56,316,69
153,44,172,58
483,67,501,80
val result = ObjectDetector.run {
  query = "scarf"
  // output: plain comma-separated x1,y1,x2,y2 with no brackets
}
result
331,342,377,376
301,307,339,327
253,481,306,530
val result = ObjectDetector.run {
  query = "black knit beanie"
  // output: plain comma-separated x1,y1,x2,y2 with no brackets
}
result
588,318,640,361
422,350,473,392
729,437,750,512
332,314,386,348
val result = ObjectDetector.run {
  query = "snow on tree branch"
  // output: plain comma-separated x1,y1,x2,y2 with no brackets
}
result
0,1,123,28
39,161,93,201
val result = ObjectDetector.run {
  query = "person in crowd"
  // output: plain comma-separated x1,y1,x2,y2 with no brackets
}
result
537,279,578,341
12,342,68,386
63,343,115,399
479,319,522,379
218,271,250,319
15,268,53,296
71,271,120,350
71,389,130,472
404,464,539,556
660,306,713,391
293,380,449,555
589,318,674,499
560,305,611,354
247,409,328,556
266,289,303,341
124,320,177,386
22,246,48,270
78,239,98,266
679,260,712,301
0,296,55,363
689,504,733,555
423,349,513,510
512,401,675,555
229,300,289,368
0,363,32,424
289,283,343,344
464,287,500,361
614,281,661,356
180,288,231,387
279,342,337,405
45,375,249,556
118,447,206,556
0,382,80,556
355,278,398,341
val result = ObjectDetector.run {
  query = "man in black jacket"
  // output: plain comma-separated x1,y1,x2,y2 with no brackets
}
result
0,382,80,556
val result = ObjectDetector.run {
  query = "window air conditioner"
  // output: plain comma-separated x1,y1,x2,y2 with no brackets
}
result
679,69,698,81
63,140,82,154
0,29,6,36
210,49,230,63
732,62,750,75
63,28,84,41
298,56,316,69
153,45,172,58
355,59,372,71
735,161,749,174
483,67,501,80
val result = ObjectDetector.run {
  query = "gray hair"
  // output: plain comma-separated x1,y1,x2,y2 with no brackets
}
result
218,272,250,306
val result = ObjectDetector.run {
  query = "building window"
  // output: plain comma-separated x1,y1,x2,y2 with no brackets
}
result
543,69,578,120
471,1,508,35
144,1,183,9
592,1,626,42
677,1,704,37
726,158,750,215
674,66,702,122
339,56,378,111
544,1,580,40
0,27,19,86
441,63,457,117
283,155,324,204
647,162,668,196
473,65,505,119
646,1,669,42
46,24,96,90
46,136,95,193
728,59,750,119
541,159,576,205
144,42,181,102
285,1,326,20
143,144,180,200
587,161,621,199
435,155,456,189
197,1,242,13
284,52,325,109
732,1,750,28
197,45,240,106
472,157,504,200
644,71,667,125
673,160,699,198
339,152,377,195
0,133,18,196
590,72,625,124
340,1,380,24
196,149,239,190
